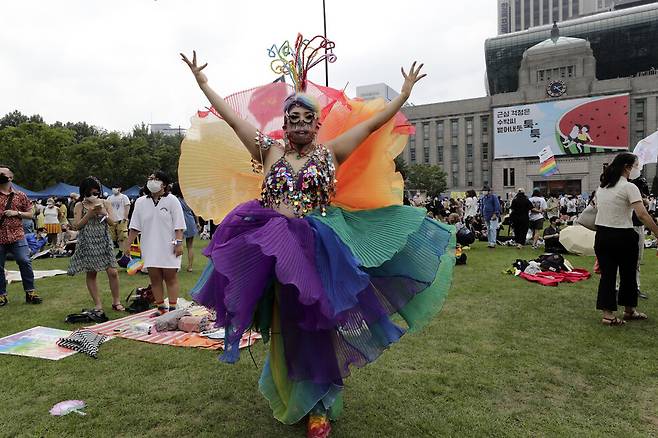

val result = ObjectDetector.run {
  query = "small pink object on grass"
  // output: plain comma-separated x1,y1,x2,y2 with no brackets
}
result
50,400,86,416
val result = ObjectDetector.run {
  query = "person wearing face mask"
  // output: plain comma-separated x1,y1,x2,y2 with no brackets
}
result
43,197,62,245
593,153,658,326
68,176,122,314
181,44,455,437
0,164,42,306
107,184,131,251
125,171,185,316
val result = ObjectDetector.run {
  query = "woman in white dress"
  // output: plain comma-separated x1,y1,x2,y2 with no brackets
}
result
125,171,185,315
464,190,479,219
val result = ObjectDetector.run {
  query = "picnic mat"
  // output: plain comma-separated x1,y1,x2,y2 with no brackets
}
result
0,326,103,361
87,309,261,350
6,269,67,284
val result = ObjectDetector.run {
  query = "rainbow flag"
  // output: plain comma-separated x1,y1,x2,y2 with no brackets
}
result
539,156,558,176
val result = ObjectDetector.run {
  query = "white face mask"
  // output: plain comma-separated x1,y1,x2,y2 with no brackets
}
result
629,165,641,180
85,195,98,202
147,180,163,194
112,188,120,195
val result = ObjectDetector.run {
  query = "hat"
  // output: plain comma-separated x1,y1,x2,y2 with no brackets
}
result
517,187,525,193
69,193,79,199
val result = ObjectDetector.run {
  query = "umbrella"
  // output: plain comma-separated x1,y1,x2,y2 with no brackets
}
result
50,400,86,416
559,225,595,256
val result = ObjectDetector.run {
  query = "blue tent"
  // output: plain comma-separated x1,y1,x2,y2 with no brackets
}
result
123,185,142,199
37,182,80,199
11,183,44,199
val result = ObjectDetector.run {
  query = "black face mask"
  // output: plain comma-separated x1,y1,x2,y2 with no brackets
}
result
0,174,9,184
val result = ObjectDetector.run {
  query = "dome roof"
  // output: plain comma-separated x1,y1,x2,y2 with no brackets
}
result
524,36,589,56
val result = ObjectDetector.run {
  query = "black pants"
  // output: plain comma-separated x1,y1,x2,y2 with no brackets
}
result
594,226,639,311
512,220,529,245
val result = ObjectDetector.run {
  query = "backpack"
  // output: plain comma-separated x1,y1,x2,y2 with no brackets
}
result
124,284,154,314
536,254,566,272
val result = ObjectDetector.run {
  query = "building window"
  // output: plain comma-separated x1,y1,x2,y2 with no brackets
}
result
572,0,579,16
451,119,459,146
533,0,540,27
543,0,550,23
524,0,531,29
481,116,489,135
452,172,459,188
437,121,444,163
552,0,559,22
635,99,645,121
562,0,569,20
538,70,545,82
467,171,474,187
423,139,430,164
423,122,430,139
482,170,490,187
514,0,522,31
503,167,515,187
482,142,489,160
559,67,566,78
452,145,459,163
567,65,574,77
409,136,416,163
467,144,473,159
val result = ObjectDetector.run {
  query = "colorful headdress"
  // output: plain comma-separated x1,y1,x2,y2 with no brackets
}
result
268,33,337,93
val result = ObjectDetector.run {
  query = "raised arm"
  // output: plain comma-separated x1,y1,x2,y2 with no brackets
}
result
181,51,262,161
327,62,426,164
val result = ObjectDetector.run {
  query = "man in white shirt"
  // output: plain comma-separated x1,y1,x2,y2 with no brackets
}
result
107,185,131,249
528,189,548,249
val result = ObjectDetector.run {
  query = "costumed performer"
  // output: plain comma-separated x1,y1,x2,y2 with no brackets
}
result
180,35,455,438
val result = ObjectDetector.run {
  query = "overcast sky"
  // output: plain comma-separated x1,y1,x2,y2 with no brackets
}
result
1,0,497,133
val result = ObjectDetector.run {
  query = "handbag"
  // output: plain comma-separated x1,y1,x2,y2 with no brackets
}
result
575,203,597,231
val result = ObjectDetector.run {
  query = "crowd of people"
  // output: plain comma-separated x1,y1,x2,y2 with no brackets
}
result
0,164,201,316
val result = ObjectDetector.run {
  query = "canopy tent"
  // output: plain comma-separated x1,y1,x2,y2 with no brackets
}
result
123,185,142,198
11,183,45,199
37,182,79,199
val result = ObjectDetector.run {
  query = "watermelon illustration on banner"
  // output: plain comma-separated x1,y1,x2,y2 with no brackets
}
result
538,146,558,176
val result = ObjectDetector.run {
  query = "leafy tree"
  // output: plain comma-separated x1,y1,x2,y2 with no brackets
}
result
0,111,43,129
394,156,409,181
407,164,447,198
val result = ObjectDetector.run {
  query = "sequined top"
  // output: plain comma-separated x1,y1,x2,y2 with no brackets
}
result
259,139,336,218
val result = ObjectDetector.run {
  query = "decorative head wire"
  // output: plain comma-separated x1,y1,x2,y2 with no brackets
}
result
268,33,337,93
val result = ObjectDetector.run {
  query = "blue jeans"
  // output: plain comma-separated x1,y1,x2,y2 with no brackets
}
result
486,218,499,247
0,239,35,295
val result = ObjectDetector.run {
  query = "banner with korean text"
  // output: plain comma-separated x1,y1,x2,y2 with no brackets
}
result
493,94,629,159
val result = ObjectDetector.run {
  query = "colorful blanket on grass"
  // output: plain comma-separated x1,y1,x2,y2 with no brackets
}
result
87,309,261,350
519,268,591,287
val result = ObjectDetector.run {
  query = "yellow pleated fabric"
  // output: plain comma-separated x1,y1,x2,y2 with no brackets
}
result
178,114,262,223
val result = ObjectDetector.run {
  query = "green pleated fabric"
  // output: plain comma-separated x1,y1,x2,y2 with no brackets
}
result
310,205,429,268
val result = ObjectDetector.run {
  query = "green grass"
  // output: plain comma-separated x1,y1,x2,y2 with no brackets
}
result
2,240,658,437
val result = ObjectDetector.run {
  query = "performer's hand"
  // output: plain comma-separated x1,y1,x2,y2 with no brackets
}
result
400,61,426,98
180,50,208,86
174,243,183,257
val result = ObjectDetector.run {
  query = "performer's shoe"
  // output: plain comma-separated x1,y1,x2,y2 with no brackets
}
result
638,290,649,300
307,412,331,438
25,290,42,304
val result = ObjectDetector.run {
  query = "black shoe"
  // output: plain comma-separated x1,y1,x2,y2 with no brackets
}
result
638,290,649,300
25,291,42,304
0,295,7,307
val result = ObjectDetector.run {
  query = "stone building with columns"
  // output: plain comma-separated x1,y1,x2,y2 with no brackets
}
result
401,4,658,197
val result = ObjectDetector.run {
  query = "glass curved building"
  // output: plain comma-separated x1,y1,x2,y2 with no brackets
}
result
485,3,658,95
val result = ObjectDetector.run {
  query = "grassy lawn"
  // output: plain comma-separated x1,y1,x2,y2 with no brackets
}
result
2,240,658,437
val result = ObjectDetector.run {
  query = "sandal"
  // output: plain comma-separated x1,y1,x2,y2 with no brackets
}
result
623,311,648,321
111,303,126,312
602,316,626,326
0,295,7,307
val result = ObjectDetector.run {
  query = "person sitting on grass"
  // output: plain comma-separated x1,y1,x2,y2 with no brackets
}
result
543,216,567,254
